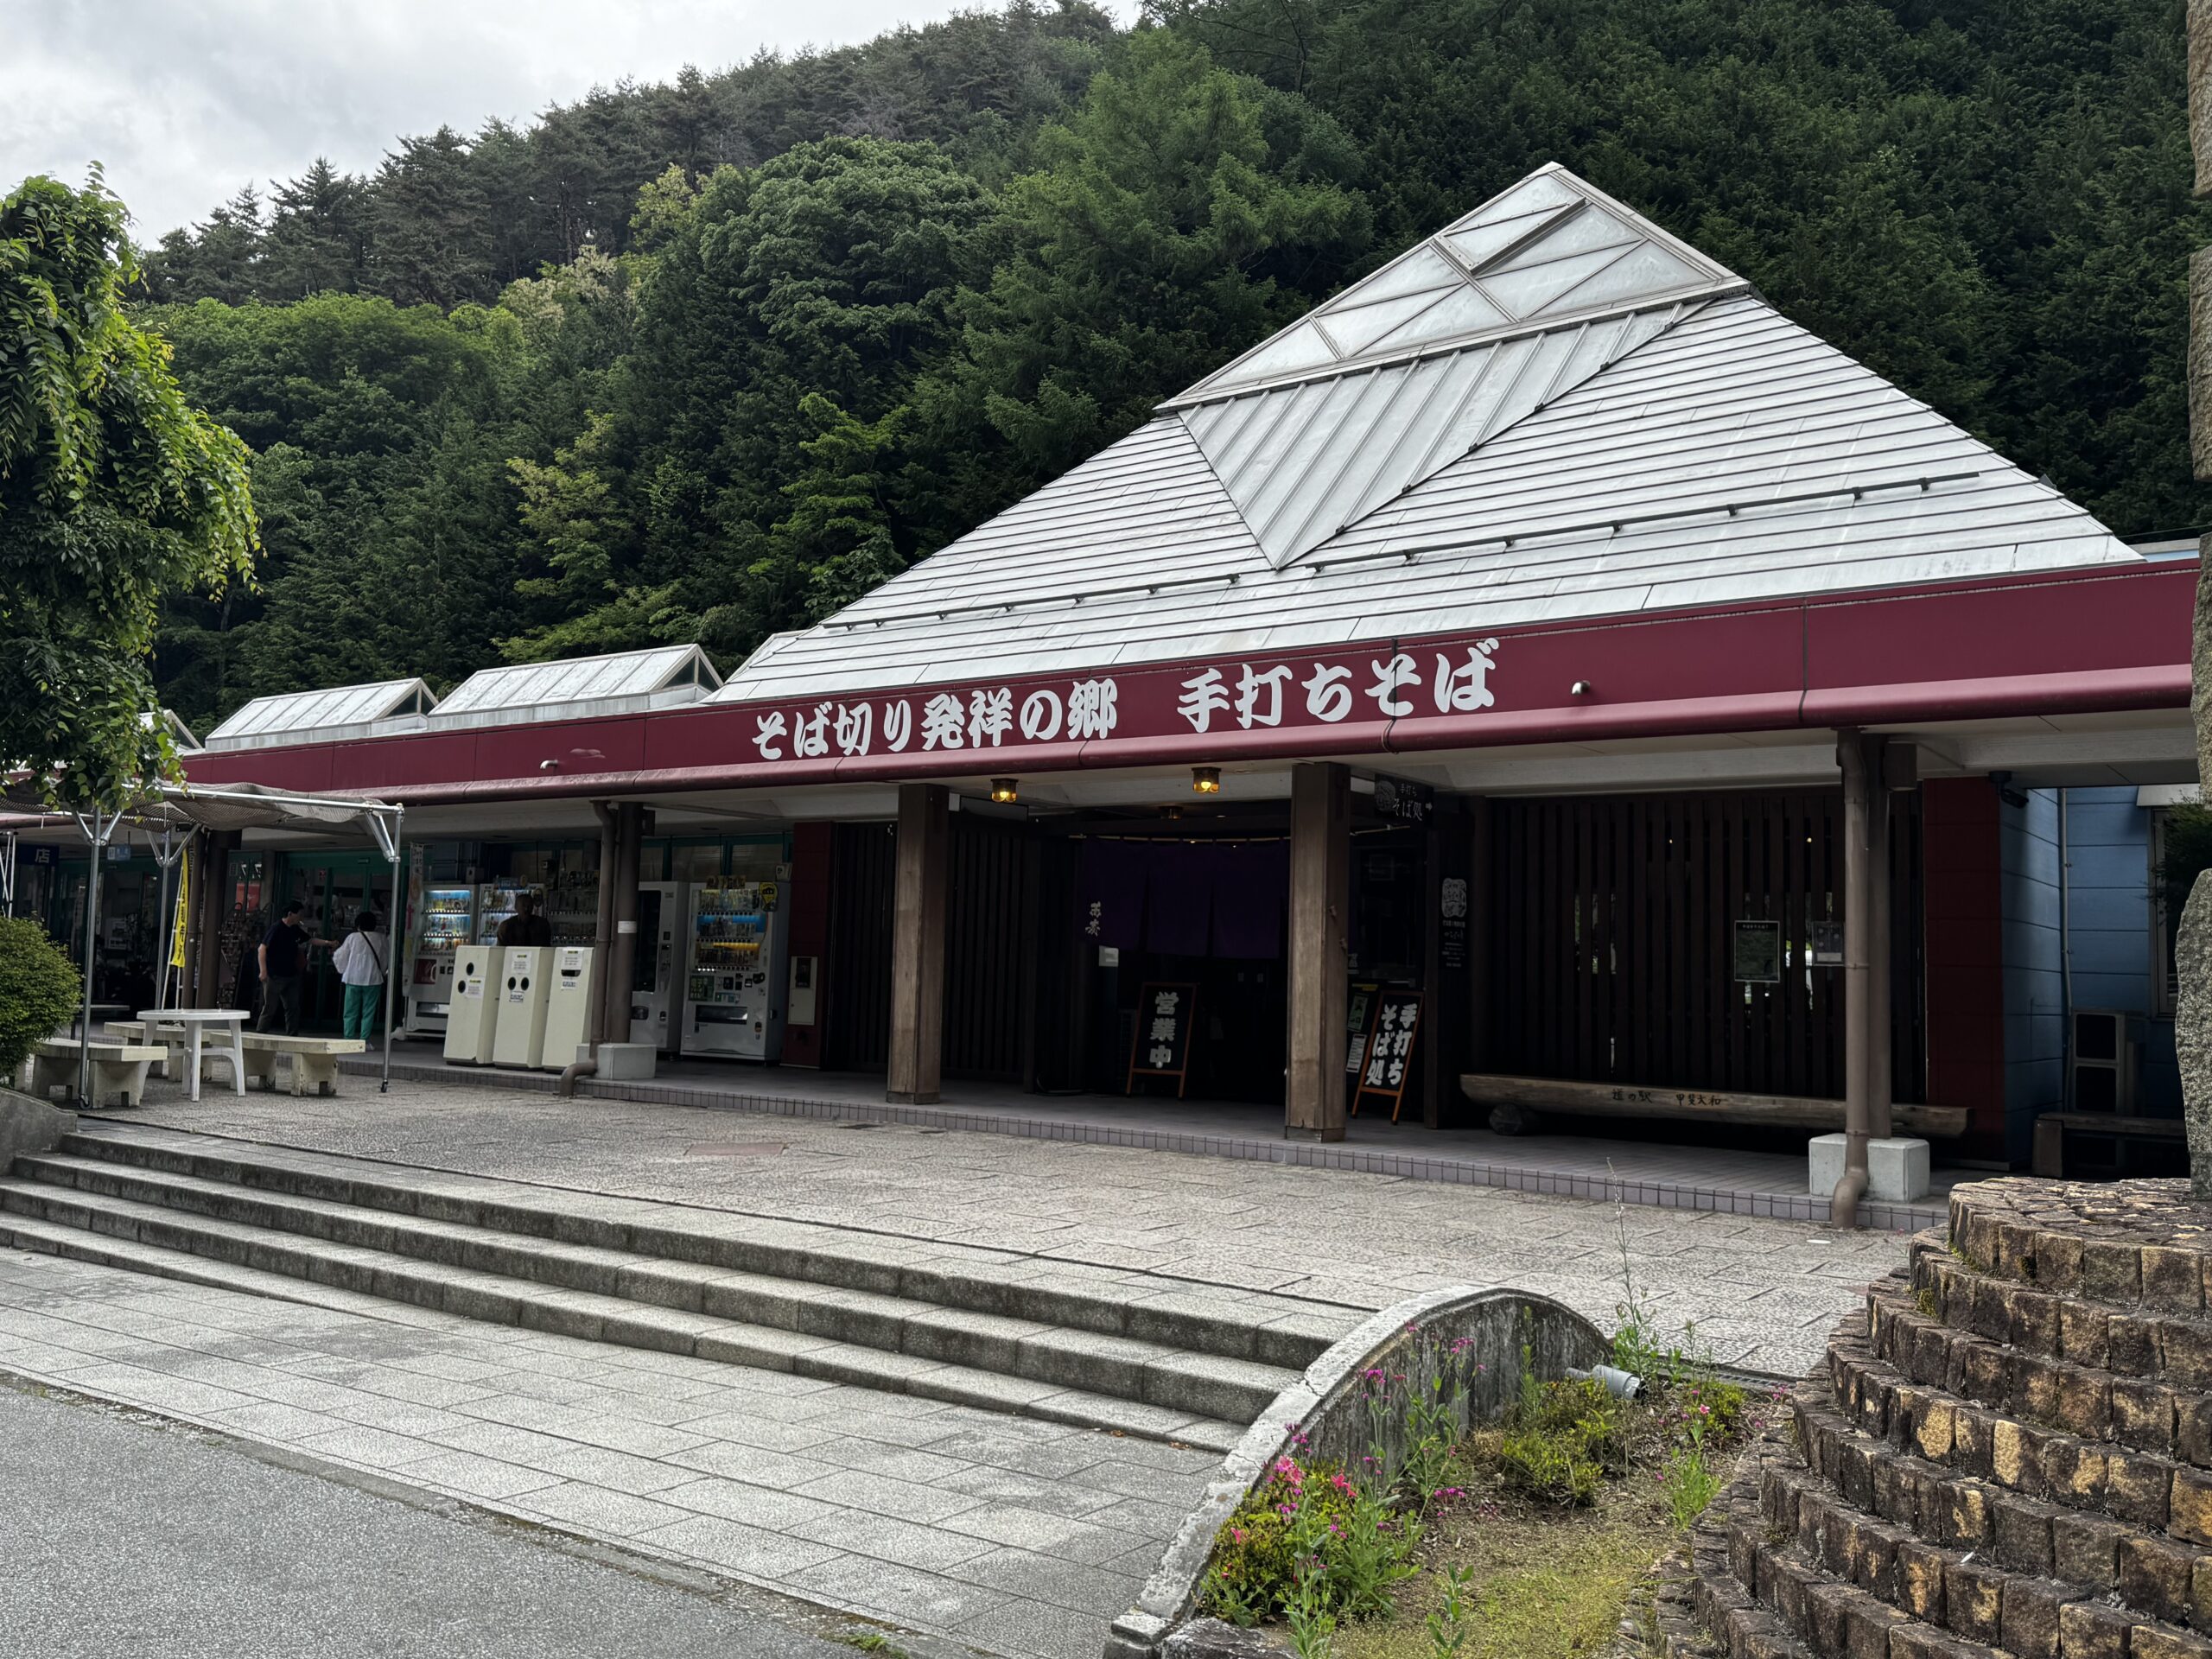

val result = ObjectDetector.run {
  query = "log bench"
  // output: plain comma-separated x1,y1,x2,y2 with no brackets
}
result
19,1040,168,1108
1460,1073,1970,1138
237,1033,368,1096
2029,1110,2185,1179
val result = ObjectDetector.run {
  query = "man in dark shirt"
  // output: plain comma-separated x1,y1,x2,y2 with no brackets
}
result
496,893,554,949
257,901,319,1033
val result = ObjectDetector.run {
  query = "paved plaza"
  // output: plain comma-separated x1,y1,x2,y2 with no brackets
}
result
111,1070,1908,1376
0,1243,1214,1659
0,1070,1916,1656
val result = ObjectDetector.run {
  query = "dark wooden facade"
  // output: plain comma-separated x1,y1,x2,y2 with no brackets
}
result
1484,788,1926,1103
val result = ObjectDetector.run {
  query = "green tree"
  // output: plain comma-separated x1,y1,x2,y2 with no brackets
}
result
0,175,256,807
920,29,1368,521
260,160,372,300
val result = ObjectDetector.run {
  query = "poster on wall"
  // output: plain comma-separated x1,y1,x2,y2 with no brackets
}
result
1440,876,1470,971
1127,982,1198,1099
1351,990,1422,1122
1732,919,1783,983
1344,984,1376,1077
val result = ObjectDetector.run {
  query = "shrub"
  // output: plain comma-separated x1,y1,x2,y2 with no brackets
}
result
1498,1378,1626,1507
1202,1457,1420,1625
0,917,79,1080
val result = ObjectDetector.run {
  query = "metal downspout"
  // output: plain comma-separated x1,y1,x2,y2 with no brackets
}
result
557,802,619,1097
1832,731,1872,1228
607,804,644,1052
378,809,404,1093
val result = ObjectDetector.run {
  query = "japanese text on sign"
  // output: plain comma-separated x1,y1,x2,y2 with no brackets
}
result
747,640,1503,762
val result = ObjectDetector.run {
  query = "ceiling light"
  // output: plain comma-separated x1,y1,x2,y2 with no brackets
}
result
988,779,1018,804
1192,767,1221,795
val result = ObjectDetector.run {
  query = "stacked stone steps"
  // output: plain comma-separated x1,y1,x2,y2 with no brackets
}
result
0,1127,1360,1451
1672,1176,2212,1659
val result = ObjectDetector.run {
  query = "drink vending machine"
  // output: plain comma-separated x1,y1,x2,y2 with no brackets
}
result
679,879,788,1061
629,882,686,1052
475,883,541,944
403,884,476,1036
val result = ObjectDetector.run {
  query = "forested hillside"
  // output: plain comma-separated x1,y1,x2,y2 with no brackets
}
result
132,0,2205,730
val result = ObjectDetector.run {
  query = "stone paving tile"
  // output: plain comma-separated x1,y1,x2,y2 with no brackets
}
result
0,1247,1210,1657
117,1073,1910,1374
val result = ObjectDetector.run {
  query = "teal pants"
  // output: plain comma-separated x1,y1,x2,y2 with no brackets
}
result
342,982,384,1041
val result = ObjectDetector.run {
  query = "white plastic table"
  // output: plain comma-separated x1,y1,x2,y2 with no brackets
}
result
139,1009,248,1102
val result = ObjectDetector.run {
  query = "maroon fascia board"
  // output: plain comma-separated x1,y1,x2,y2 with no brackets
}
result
173,560,2196,809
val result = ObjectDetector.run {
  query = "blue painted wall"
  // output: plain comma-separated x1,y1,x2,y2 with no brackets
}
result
1999,786,2176,1164
2000,791,2064,1166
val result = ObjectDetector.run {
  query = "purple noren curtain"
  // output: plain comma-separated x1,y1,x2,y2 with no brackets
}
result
1208,840,1289,959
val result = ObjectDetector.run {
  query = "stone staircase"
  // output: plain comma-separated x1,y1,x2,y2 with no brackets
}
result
0,1126,1362,1452
1669,1175,2212,1659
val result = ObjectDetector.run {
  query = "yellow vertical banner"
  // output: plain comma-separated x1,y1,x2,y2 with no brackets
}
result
170,854,190,969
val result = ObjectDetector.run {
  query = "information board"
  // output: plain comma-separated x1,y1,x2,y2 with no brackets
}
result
1126,982,1199,1099
1732,919,1783,983
1351,990,1423,1122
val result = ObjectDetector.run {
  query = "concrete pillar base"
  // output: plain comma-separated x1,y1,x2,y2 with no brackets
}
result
1808,1134,1931,1202
885,1090,938,1106
594,1043,658,1081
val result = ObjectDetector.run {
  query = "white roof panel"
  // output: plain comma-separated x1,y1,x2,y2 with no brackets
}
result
430,645,720,728
203,678,435,750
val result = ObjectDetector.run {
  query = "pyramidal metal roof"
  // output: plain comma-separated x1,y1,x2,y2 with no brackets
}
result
1170,165,1748,569
429,645,720,728
656,164,2146,710
203,679,436,752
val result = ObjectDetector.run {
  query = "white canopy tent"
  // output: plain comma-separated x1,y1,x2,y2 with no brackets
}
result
2,782,406,1103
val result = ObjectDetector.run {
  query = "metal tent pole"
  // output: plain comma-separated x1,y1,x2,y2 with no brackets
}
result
149,823,193,1014
2,830,16,918
372,808,404,1094
72,808,118,1109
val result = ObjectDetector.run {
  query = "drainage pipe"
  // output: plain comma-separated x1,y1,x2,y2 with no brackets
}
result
556,801,619,1097
1832,729,1872,1228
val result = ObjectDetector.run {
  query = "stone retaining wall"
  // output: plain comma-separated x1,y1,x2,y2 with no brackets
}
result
1675,1174,2212,1659
1104,1282,1607,1659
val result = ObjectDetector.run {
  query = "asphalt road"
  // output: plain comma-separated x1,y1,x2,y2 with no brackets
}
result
0,1384,872,1659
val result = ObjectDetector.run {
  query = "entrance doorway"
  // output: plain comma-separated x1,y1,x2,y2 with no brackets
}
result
285,853,395,1033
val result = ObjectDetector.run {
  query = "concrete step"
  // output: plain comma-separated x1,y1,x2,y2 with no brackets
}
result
14,1152,1294,1419
0,1204,1255,1454
51,1128,1351,1370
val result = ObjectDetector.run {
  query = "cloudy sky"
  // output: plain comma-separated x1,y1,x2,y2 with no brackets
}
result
4,0,1065,238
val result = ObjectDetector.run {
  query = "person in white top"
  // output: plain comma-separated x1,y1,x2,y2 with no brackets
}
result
330,912,391,1042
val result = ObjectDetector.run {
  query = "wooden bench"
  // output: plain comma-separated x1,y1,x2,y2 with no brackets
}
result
1461,1073,1970,1138
20,1040,168,1108
2031,1112,2186,1179
237,1033,368,1096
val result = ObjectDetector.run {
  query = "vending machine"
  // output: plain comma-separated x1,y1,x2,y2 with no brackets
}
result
489,946,552,1068
628,881,686,1052
538,945,596,1071
474,882,541,944
404,884,477,1037
442,944,499,1064
679,879,788,1061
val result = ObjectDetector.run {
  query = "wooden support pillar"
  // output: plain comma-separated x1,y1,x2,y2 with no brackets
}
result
1286,762,1351,1141
1420,796,1478,1130
887,783,949,1104
194,830,238,1007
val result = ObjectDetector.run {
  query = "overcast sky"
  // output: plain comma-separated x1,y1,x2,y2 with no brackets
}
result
3,0,1074,239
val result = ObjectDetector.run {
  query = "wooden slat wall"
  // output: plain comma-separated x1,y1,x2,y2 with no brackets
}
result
1488,791,1925,1103
944,814,1030,1084
824,823,896,1072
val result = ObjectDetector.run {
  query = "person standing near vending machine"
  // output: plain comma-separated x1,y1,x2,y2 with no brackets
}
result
496,892,553,948
331,912,391,1041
